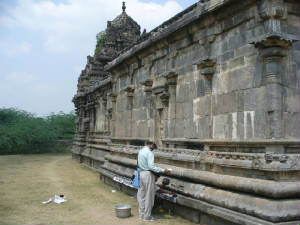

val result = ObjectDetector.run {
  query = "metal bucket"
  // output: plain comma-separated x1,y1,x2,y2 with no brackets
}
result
115,205,132,218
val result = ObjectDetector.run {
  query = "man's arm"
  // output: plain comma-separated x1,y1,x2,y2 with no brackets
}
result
147,151,164,173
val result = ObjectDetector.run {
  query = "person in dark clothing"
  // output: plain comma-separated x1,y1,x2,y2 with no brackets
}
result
153,176,176,210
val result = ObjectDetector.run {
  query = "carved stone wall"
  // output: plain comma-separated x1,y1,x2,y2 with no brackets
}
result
72,1,300,224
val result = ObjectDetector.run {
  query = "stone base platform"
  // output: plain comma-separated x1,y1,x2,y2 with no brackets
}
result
97,169,300,225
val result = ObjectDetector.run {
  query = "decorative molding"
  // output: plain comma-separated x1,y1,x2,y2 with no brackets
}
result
108,92,118,102
141,79,153,87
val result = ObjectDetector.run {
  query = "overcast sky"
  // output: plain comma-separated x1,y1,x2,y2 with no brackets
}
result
0,0,198,116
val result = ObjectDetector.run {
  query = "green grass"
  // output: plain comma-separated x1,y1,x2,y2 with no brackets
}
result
0,153,195,225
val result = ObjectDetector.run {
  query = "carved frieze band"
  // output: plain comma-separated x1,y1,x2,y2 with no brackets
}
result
107,144,300,170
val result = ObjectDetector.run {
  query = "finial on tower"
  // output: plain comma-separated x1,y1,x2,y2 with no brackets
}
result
122,1,126,13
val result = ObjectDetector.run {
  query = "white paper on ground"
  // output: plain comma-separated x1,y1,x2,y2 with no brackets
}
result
42,198,52,204
54,195,67,204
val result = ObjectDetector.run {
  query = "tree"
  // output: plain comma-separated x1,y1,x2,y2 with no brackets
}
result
0,108,76,155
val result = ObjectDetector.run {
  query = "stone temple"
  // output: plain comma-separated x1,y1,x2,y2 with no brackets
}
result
72,1,300,224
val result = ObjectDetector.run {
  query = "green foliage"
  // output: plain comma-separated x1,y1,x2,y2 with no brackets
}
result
0,108,76,155
95,31,107,54
46,111,77,139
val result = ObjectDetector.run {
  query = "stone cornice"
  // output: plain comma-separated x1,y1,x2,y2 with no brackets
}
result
140,79,153,87
73,77,112,100
162,138,300,146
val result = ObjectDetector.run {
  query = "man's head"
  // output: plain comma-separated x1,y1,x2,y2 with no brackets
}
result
147,141,157,150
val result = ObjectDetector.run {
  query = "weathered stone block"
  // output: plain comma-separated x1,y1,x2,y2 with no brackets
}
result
176,83,188,103
193,96,211,117
218,51,234,64
148,119,155,138
284,112,300,139
175,119,185,138
227,56,245,70
194,116,211,139
136,108,147,121
253,110,267,139
285,62,298,88
131,120,137,137
136,120,148,138
184,119,195,138
183,102,193,119
229,67,255,92
283,87,299,113
212,72,230,94
213,114,232,139
196,79,205,97
167,119,176,138
175,103,184,119
243,87,266,111
213,92,238,115
168,102,176,119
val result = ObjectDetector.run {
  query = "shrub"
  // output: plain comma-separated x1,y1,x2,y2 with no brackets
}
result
95,31,107,54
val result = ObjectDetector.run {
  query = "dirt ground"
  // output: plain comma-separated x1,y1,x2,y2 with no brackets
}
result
0,153,195,225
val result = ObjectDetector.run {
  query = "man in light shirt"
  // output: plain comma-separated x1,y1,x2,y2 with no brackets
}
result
137,141,170,221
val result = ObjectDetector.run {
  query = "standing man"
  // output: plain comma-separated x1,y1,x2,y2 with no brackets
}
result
137,141,170,221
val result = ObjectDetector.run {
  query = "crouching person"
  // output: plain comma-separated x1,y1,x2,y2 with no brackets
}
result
153,177,172,210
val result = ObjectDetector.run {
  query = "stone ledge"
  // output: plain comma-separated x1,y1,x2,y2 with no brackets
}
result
104,155,300,198
98,164,299,224
87,144,111,151
176,194,300,225
73,77,112,100
163,138,300,146
80,153,105,163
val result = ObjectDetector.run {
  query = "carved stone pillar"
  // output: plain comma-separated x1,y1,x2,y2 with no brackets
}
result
198,58,216,95
150,71,177,146
94,97,101,133
195,58,216,139
165,71,178,139
102,96,108,133
255,37,291,139
95,94,108,134
109,93,117,137
89,105,96,133
142,79,153,138
152,85,166,146
124,85,134,137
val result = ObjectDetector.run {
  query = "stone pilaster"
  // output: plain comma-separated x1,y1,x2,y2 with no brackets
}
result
109,93,117,137
198,58,216,95
165,71,178,140
195,58,216,139
124,85,134,137
142,79,154,138
102,97,109,133
255,37,291,139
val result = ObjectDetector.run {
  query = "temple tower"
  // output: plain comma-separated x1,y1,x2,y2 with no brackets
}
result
76,2,141,94
73,2,141,135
